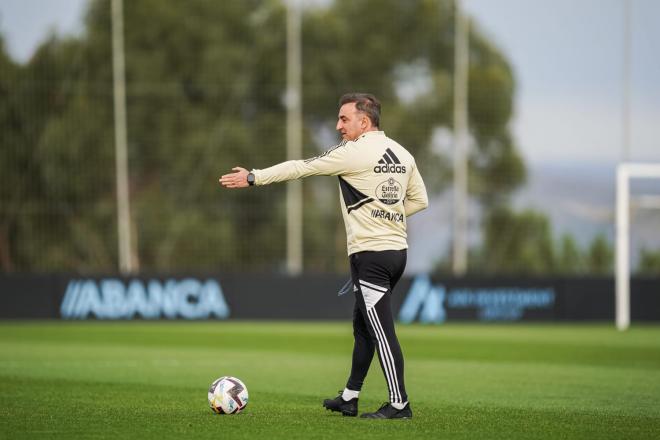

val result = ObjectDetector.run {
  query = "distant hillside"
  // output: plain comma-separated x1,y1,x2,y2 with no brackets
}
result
407,162,660,274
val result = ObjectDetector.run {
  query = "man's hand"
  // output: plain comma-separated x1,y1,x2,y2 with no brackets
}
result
219,167,250,189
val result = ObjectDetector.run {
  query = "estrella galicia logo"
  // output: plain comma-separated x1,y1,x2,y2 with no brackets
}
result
376,178,402,205
60,278,230,320
374,148,406,174
398,276,556,323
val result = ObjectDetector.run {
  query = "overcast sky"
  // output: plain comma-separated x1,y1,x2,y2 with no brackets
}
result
465,0,660,166
0,0,658,167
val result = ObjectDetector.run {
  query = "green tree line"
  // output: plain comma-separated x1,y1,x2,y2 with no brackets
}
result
2,0,655,275
468,207,615,276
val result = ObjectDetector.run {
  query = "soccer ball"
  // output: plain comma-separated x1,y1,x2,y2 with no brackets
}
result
208,376,249,414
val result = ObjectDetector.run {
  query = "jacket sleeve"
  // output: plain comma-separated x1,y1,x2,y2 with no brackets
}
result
404,162,428,217
252,142,350,185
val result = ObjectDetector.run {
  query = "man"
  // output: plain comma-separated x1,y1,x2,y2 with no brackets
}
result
219,93,428,419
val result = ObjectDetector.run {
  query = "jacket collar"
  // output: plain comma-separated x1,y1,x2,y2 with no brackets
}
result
357,130,384,140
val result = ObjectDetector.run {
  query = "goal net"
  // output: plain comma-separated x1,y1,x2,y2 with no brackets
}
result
615,163,660,330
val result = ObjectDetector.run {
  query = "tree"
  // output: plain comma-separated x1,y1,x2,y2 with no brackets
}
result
0,0,525,273
472,206,555,275
301,0,526,268
637,248,660,276
556,234,585,275
585,234,613,275
0,35,20,270
0,32,113,271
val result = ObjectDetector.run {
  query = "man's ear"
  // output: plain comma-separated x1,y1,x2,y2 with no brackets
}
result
361,116,369,130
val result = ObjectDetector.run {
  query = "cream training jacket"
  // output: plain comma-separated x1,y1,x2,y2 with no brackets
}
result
252,131,429,256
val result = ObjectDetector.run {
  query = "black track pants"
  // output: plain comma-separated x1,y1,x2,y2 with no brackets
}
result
345,249,408,404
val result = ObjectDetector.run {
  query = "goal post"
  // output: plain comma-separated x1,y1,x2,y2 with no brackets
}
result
615,163,660,331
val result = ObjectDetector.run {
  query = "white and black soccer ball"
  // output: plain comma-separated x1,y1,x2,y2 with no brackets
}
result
208,376,249,414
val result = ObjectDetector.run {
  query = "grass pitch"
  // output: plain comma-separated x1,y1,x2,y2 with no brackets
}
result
1,321,659,439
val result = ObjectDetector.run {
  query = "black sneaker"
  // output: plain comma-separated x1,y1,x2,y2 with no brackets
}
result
323,391,358,417
360,402,412,419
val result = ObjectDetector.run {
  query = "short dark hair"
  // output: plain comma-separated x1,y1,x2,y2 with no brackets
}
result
339,93,381,128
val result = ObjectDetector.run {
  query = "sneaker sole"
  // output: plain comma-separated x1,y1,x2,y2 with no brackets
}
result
323,404,357,417
360,412,413,419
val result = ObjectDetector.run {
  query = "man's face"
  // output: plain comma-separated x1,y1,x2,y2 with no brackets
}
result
336,102,367,141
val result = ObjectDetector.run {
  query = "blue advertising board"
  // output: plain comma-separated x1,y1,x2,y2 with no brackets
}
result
0,273,657,322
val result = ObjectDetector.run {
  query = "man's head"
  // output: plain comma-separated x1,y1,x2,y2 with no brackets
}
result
336,93,381,141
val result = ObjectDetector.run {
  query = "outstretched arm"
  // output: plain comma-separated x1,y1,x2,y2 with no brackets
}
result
219,141,349,189
219,167,250,189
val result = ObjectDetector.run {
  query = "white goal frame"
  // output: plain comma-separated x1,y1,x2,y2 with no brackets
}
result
616,163,660,331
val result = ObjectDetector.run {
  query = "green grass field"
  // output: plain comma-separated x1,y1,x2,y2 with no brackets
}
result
1,321,659,439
